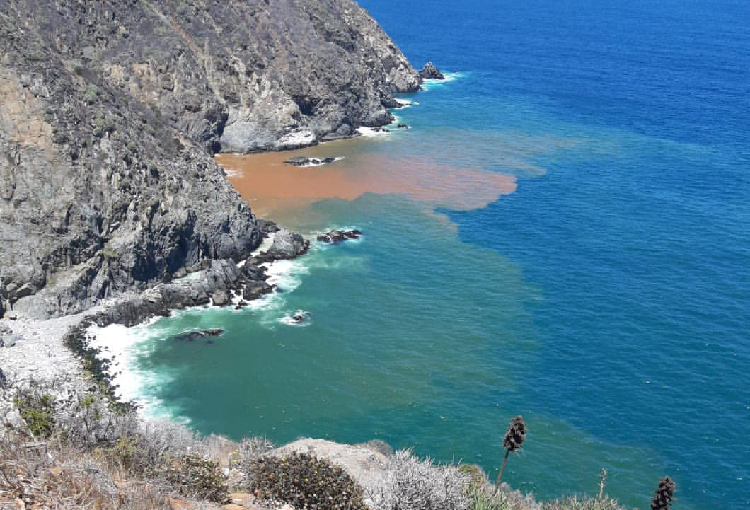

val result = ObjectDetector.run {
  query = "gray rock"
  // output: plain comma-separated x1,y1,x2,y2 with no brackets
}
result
1,335,20,348
263,229,310,260
317,229,363,244
419,62,445,80
243,281,274,301
284,157,338,167
211,290,230,307
0,367,7,389
172,329,224,343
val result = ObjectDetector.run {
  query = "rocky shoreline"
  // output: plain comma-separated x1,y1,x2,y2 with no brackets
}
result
0,2,464,507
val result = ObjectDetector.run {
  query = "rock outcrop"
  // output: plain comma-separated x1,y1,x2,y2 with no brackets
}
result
259,229,310,261
0,0,420,318
317,229,363,244
419,62,445,80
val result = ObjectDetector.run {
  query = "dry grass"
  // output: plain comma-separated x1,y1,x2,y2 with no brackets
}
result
541,496,627,510
0,433,172,510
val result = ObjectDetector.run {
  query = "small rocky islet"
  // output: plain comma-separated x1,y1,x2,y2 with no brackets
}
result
419,61,446,80
317,229,364,244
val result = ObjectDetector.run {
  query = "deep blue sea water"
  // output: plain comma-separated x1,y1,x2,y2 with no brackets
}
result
97,1,749,509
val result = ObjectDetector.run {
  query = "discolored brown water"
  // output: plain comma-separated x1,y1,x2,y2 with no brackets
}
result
216,136,516,225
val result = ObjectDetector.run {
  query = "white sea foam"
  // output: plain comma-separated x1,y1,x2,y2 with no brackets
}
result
394,99,419,109
278,310,313,327
88,231,320,418
356,126,391,137
420,71,463,91
87,318,180,421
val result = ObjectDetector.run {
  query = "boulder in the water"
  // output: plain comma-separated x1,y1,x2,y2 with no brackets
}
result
317,229,363,244
261,229,310,260
291,310,312,323
172,329,225,344
284,156,338,167
419,61,445,80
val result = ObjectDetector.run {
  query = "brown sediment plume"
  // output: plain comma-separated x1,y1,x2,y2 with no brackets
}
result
217,147,516,220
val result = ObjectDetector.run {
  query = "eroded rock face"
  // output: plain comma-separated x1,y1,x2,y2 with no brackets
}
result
0,0,418,318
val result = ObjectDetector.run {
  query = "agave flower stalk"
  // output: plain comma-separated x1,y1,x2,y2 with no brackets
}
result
495,415,526,490
651,476,676,510
599,468,607,499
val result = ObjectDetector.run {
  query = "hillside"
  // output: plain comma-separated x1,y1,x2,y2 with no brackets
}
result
0,0,419,318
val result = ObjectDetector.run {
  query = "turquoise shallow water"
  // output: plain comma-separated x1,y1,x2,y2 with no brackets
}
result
103,1,749,509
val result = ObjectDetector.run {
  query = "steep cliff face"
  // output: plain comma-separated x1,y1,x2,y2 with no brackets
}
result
0,0,419,317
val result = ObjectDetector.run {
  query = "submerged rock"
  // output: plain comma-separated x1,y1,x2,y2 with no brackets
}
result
317,230,363,244
284,156,339,167
419,62,445,80
292,310,312,323
397,123,410,130
172,329,224,343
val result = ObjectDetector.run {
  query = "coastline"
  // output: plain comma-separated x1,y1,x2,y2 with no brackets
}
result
0,65,535,510
0,68,470,427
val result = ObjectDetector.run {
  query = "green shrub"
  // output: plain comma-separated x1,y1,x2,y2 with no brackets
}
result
92,112,115,138
162,454,229,503
14,390,55,438
249,452,367,510
83,84,98,104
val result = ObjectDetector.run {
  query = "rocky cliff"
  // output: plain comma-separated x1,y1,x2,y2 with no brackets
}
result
0,0,420,318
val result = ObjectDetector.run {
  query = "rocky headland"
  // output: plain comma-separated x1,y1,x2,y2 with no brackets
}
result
0,0,422,322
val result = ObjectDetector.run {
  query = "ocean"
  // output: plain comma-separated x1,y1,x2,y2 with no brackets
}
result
93,1,750,509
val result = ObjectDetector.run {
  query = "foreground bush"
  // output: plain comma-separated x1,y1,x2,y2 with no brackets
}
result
542,496,626,510
249,452,367,510
369,449,470,510
162,454,229,503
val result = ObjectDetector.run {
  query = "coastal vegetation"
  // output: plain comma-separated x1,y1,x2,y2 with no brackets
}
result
248,452,367,510
0,381,670,510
